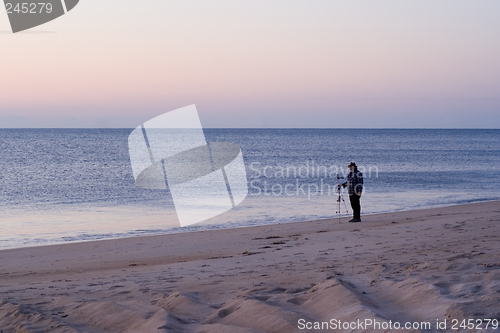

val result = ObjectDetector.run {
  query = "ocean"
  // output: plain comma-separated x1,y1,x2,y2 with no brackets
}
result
1,129,499,250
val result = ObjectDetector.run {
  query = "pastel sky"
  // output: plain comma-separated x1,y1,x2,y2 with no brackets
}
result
1,1,499,128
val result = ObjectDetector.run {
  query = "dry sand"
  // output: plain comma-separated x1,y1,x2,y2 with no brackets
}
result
0,201,499,333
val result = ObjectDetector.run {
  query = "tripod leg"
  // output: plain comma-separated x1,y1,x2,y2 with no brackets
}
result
338,197,341,224
336,189,342,223
342,196,349,214
339,196,341,223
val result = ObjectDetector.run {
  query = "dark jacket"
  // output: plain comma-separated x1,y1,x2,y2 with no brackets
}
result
344,168,363,195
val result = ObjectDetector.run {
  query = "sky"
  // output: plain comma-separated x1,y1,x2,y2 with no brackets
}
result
1,0,499,128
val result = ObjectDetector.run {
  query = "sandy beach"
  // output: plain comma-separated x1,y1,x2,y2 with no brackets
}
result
1,201,499,332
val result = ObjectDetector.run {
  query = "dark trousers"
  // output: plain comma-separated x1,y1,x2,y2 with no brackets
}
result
349,194,361,219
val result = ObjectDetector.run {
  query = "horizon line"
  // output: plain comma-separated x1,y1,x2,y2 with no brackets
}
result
1,127,499,130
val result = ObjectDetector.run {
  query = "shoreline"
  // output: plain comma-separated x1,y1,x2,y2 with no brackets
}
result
2,198,499,253
1,200,499,332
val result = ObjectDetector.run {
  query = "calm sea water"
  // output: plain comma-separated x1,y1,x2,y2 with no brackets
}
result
1,129,499,249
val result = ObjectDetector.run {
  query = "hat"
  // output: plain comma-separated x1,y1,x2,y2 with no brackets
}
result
348,162,357,167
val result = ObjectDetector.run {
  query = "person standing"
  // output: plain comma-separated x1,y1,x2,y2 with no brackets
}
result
339,162,363,222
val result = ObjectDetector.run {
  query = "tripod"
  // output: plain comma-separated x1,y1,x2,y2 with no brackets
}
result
336,174,349,223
